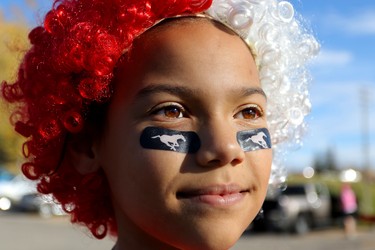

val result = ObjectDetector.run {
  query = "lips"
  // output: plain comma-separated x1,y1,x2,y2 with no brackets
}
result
177,184,249,206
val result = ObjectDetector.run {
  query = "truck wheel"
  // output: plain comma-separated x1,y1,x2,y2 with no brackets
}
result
294,214,310,235
39,203,53,218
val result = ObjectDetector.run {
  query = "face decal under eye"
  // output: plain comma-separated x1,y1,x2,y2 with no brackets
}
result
237,128,272,151
140,127,201,153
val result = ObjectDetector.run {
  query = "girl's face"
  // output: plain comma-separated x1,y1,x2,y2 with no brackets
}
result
96,19,272,250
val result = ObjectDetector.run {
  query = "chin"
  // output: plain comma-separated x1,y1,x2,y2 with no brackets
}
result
180,232,243,250
173,218,250,250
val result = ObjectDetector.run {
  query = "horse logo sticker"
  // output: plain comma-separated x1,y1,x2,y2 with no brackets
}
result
140,127,201,153
237,128,272,151
151,134,186,151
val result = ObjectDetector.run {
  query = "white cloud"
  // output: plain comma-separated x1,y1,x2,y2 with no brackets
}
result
345,12,375,35
310,80,361,108
326,10,375,36
312,49,353,67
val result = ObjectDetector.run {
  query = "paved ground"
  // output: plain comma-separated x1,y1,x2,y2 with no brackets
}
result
235,228,375,250
1,212,375,250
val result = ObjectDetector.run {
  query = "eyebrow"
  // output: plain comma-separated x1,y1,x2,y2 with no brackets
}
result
136,84,267,100
239,87,267,100
136,84,196,99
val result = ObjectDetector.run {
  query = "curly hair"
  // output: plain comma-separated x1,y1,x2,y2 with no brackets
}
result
1,0,319,239
1,0,213,238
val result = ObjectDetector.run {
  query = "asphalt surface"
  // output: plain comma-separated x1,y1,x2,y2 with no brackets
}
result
1,212,375,250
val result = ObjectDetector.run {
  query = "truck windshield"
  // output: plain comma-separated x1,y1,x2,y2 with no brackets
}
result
282,186,306,195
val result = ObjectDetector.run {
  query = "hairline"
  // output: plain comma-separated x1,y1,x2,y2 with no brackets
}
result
127,16,257,61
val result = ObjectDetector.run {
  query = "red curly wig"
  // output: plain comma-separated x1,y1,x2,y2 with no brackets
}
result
1,0,212,239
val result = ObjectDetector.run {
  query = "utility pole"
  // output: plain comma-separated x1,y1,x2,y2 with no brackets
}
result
360,86,372,216
361,87,371,171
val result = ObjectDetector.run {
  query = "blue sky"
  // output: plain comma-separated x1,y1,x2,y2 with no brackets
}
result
290,0,375,172
1,0,374,172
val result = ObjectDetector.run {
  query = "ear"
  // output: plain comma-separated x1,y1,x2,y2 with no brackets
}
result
65,133,101,175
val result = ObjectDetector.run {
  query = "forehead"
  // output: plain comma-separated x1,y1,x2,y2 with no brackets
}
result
141,17,240,43
112,17,260,101
140,17,256,58
120,17,256,76
137,17,252,55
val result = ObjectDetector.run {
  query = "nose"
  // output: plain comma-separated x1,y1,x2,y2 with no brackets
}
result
195,121,245,168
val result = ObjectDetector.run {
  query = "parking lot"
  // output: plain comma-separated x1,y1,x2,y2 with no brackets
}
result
1,212,375,250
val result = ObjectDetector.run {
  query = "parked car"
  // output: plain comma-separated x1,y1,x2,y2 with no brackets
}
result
0,174,36,211
252,183,332,234
0,174,65,217
19,193,66,218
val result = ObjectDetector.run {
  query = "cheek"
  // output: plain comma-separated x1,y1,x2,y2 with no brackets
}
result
100,136,185,197
248,149,272,188
133,151,185,185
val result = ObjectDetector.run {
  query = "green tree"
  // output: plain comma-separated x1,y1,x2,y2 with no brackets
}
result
324,148,337,171
313,147,338,173
0,15,30,172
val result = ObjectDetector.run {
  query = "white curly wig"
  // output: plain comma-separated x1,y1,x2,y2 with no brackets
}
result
203,0,320,186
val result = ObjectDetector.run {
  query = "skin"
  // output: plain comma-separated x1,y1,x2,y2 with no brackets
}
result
93,18,272,250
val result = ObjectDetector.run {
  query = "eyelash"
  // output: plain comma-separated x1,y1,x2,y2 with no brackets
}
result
149,103,264,121
150,103,187,119
234,104,264,120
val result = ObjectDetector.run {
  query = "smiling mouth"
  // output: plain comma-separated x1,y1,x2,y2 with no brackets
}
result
176,190,249,199
176,185,250,206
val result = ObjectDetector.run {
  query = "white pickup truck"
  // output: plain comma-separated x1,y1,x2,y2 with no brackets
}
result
253,183,332,234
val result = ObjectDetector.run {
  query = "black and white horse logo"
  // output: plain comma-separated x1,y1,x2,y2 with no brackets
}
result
140,127,201,153
245,131,269,149
237,128,272,152
151,134,186,151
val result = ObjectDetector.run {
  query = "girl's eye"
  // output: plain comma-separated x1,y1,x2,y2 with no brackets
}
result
235,105,263,120
151,104,186,119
